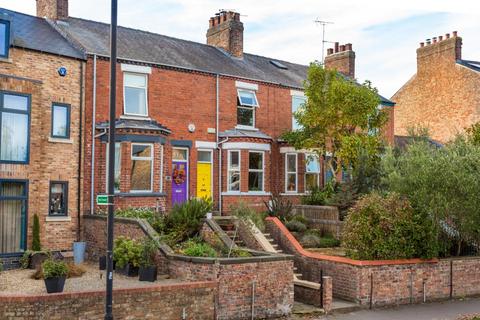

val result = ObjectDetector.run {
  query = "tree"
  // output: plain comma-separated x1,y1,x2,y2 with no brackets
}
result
282,62,387,180
32,214,41,251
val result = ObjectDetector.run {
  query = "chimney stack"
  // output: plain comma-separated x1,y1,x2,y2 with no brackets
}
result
206,10,244,58
324,42,355,78
416,31,462,74
36,0,68,20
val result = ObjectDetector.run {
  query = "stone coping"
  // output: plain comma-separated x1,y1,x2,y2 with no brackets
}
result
266,216,439,266
0,281,216,302
84,215,293,265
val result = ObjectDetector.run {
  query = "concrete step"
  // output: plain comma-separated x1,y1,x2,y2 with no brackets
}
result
292,302,324,316
275,249,283,253
271,244,279,248
294,273,303,279
267,238,275,243
331,299,363,314
263,233,270,237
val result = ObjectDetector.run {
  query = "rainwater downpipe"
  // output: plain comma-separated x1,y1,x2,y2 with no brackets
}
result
90,54,97,215
76,61,85,241
215,74,221,214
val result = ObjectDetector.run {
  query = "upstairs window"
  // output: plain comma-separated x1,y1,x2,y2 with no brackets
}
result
124,73,148,117
49,182,68,216
285,153,297,193
0,20,10,58
130,143,153,192
0,92,30,163
305,154,320,191
248,151,264,191
292,96,306,130
237,90,258,128
228,150,240,191
51,103,70,139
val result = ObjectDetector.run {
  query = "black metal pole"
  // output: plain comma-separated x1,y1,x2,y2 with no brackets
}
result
105,0,118,319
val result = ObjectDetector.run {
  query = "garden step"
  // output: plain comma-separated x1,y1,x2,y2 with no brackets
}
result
294,273,303,278
263,233,271,237
267,238,275,243
271,244,279,248
275,249,284,253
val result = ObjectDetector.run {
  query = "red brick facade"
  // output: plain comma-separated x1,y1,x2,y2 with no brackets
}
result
393,32,480,143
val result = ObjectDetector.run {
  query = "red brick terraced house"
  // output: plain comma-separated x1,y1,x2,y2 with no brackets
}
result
0,5,85,267
393,31,480,143
45,0,394,214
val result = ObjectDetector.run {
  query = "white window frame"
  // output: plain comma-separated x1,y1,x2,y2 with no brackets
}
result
236,89,258,129
227,150,241,192
130,143,154,192
305,153,320,192
292,95,306,131
237,89,259,107
236,105,256,129
123,72,148,117
285,153,298,193
248,151,264,192
106,142,122,193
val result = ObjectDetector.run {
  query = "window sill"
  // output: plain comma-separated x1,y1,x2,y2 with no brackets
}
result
46,216,71,222
117,192,166,198
120,115,151,121
0,57,13,64
235,125,259,131
222,191,271,196
48,137,73,144
280,192,306,196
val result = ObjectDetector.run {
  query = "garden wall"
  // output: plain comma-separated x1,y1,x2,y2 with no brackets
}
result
0,281,215,319
293,205,344,239
266,217,480,307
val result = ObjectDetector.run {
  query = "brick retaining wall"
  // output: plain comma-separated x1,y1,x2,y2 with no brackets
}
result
266,217,480,307
0,282,215,319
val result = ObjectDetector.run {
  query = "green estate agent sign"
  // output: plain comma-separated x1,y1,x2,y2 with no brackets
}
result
96,194,111,206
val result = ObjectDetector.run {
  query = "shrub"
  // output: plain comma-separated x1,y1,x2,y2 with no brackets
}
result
182,240,217,257
139,238,157,267
264,193,293,222
42,259,68,279
285,220,307,233
113,237,143,268
229,248,252,258
32,214,41,251
318,237,341,248
302,182,335,206
115,207,163,230
230,202,266,231
301,234,321,248
342,192,437,260
326,182,358,220
289,215,308,224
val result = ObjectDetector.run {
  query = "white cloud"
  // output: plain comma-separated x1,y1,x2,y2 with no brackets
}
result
1,0,479,97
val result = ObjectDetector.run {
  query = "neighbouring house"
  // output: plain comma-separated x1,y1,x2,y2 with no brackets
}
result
393,31,480,143
0,6,85,267
34,0,393,214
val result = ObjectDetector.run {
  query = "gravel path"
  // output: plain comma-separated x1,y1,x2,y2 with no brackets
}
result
0,263,180,295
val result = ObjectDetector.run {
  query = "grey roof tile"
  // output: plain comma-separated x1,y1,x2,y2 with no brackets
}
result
457,59,480,73
219,128,272,140
96,118,171,134
0,8,84,59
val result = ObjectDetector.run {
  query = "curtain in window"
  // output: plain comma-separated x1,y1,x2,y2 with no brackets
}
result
0,112,28,161
0,183,24,254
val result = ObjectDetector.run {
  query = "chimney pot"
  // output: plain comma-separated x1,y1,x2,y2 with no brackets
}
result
426,39,431,45
327,48,334,55
445,33,450,39
334,42,339,53
420,42,424,47
433,37,437,43
453,31,458,37
339,44,346,52
345,43,352,51
438,35,443,41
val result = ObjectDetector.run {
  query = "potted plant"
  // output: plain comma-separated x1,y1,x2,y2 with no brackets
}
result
42,259,69,293
138,239,157,282
113,237,141,277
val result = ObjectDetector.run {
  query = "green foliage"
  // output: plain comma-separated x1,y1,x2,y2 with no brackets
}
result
42,259,68,279
115,207,164,230
282,62,386,179
285,220,307,233
181,239,217,257
318,237,341,248
20,250,32,269
113,237,143,268
229,248,252,258
139,238,157,267
300,234,321,248
0,263,3,273
230,202,267,231
32,214,41,251
342,192,437,260
289,215,308,225
302,181,335,205
326,182,358,220
382,137,480,256
466,122,480,146
264,193,293,222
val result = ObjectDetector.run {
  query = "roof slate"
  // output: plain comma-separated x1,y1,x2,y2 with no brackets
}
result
96,118,171,134
457,60,480,73
0,8,84,59
219,128,272,140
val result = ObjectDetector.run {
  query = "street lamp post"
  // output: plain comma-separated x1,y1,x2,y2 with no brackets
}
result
105,0,118,319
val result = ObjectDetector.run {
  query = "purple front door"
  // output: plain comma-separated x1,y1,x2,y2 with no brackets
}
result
172,161,188,205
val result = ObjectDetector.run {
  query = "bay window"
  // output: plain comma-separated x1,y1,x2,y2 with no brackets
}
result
228,150,240,191
248,151,264,191
130,143,153,192
285,153,297,192
124,73,148,116
305,154,320,191
0,92,30,163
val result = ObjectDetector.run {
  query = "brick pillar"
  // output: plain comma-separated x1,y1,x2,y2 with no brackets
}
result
322,276,333,314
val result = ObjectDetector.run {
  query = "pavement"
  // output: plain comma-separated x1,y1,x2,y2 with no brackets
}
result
289,298,480,320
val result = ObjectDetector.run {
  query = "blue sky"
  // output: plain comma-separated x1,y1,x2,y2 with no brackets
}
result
1,0,478,97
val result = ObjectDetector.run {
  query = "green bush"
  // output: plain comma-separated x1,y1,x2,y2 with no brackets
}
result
301,182,335,206
342,192,437,260
139,238,157,267
301,234,321,248
113,237,143,268
289,215,308,224
318,237,341,248
32,214,41,251
230,202,266,231
229,248,252,258
182,240,217,257
285,220,307,233
42,259,68,279
264,193,293,222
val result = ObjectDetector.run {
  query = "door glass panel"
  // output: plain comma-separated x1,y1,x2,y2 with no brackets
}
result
198,150,211,162
172,148,187,161
0,182,26,254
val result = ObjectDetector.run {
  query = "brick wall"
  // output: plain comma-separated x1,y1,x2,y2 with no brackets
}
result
393,34,480,143
266,217,480,307
0,48,83,253
0,281,216,319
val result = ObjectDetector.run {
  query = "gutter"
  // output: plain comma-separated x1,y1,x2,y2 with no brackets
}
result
76,60,85,241
90,54,97,215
